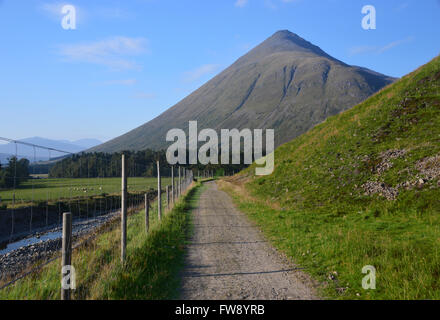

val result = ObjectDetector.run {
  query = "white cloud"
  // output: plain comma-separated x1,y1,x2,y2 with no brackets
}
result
41,2,65,18
57,36,149,70
183,64,220,83
377,37,414,53
40,2,86,22
235,0,248,8
264,0,277,10
236,0,301,9
349,45,377,56
95,79,137,86
40,2,131,24
94,7,131,19
349,37,414,56
133,92,156,99
395,2,409,11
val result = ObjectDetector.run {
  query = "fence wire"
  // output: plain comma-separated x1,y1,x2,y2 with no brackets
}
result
0,137,200,294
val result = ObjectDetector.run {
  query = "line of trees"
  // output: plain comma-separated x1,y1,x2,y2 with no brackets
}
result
0,157,30,188
49,150,166,178
49,150,249,179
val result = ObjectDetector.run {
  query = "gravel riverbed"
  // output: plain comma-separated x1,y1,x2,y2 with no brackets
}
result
0,211,120,282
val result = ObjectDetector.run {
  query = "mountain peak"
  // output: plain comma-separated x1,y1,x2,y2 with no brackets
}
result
90,30,395,153
233,30,337,67
270,29,302,40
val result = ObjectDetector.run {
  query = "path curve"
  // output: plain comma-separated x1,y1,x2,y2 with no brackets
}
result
179,181,318,300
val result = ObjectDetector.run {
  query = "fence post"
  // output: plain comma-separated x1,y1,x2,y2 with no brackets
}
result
166,185,170,211
61,212,72,300
178,166,181,196
145,193,149,233
171,166,175,204
121,154,127,263
157,161,162,221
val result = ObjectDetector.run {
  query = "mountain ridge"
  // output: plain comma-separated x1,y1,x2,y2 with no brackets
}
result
0,137,102,163
90,30,396,153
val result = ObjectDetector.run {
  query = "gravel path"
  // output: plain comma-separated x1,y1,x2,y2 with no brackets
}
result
179,181,318,300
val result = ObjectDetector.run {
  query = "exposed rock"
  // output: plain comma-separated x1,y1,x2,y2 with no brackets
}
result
375,149,407,175
416,155,440,181
362,181,399,200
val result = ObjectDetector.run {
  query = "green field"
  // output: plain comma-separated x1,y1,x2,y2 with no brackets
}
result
0,177,172,207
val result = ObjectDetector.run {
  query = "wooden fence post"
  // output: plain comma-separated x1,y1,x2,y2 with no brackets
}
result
157,161,162,221
61,212,72,300
121,154,127,263
171,166,175,204
166,185,170,211
145,193,149,233
178,166,181,196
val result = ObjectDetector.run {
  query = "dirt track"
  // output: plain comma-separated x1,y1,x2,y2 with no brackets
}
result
179,181,318,300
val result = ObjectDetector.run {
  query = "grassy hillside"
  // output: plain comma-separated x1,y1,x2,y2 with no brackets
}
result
223,55,440,299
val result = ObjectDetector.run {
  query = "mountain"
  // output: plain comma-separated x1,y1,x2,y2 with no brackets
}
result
231,55,440,299
91,30,395,152
0,137,102,162
71,139,103,149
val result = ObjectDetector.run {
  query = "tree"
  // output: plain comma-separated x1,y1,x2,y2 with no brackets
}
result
0,157,29,189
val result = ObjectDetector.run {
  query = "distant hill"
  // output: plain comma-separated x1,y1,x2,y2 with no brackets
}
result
235,55,440,299
0,137,102,163
90,30,395,153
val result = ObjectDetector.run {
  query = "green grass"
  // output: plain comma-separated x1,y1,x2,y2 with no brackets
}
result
0,182,202,300
223,56,440,300
0,177,172,207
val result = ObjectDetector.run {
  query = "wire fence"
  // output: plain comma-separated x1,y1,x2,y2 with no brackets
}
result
0,137,205,294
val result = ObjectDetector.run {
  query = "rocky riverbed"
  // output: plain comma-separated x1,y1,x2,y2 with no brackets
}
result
0,211,120,282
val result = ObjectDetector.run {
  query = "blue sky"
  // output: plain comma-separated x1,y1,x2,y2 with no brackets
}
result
0,0,439,143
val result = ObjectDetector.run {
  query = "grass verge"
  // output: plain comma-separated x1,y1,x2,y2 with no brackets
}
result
222,179,440,299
